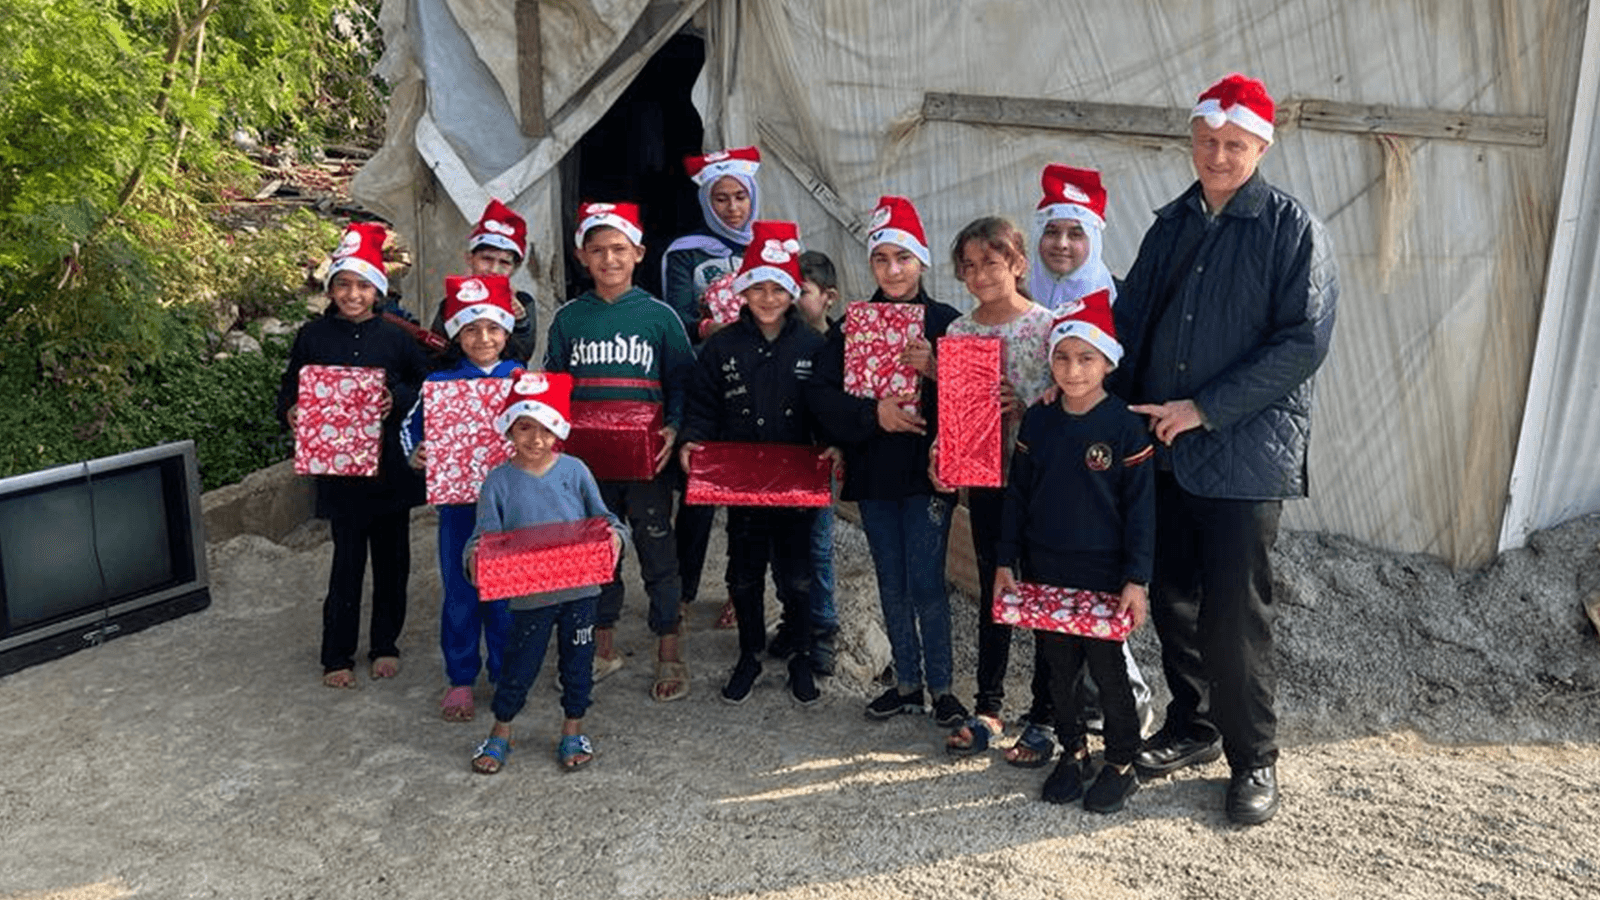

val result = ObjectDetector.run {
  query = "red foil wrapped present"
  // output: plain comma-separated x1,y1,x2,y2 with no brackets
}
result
294,365,386,476
558,400,665,481
423,378,513,505
936,335,1003,487
475,516,619,601
685,442,832,507
993,582,1134,642
843,301,924,414
702,271,744,324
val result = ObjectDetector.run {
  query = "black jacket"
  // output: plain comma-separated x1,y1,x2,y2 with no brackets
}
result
813,287,961,502
682,308,840,445
1112,172,1338,500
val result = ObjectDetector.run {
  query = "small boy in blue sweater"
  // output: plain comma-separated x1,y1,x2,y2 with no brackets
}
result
402,274,524,722
995,292,1155,814
464,370,629,774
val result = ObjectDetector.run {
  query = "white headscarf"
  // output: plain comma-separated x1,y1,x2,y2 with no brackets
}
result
698,172,759,247
1028,210,1116,312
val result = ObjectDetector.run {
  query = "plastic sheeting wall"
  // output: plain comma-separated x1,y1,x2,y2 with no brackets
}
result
358,0,1595,568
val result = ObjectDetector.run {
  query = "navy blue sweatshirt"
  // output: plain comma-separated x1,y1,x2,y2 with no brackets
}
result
997,394,1156,593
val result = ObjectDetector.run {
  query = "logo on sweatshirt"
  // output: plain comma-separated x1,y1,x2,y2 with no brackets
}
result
567,334,655,372
1085,442,1113,472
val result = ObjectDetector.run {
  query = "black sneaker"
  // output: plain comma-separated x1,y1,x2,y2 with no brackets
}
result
930,693,969,728
789,656,820,705
1083,763,1139,814
1041,754,1087,804
865,686,924,719
720,655,762,705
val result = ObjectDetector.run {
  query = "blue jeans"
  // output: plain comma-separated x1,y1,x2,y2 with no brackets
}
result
857,494,954,696
438,504,510,687
490,596,597,723
810,503,838,633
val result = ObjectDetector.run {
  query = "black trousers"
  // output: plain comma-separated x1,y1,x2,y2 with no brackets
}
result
1149,471,1282,770
675,499,718,604
597,473,683,636
726,507,815,659
969,487,1051,719
1039,631,1140,766
322,508,411,672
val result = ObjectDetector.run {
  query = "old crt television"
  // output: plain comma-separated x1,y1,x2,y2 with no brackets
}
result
0,440,210,676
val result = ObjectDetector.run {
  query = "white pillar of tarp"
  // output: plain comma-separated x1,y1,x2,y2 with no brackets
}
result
1499,4,1600,551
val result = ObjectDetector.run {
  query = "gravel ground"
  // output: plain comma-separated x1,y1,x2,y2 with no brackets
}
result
1,509,1596,900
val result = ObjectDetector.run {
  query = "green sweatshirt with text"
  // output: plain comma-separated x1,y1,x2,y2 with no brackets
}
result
542,286,695,431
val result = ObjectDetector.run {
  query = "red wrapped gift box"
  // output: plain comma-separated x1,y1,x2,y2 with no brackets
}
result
702,271,744,324
992,582,1135,642
558,400,665,481
936,335,1004,487
423,378,513,505
843,301,923,414
685,442,832,507
475,516,619,601
294,365,386,476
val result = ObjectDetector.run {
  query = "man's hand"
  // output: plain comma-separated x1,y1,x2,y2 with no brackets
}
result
656,425,678,474
876,394,926,434
1129,399,1203,445
1117,581,1149,631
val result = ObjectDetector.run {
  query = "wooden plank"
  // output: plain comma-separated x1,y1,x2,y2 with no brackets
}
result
1295,99,1545,147
756,119,871,244
922,91,1547,148
515,0,545,138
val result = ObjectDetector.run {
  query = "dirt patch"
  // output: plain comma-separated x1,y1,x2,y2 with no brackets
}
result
0,511,1596,899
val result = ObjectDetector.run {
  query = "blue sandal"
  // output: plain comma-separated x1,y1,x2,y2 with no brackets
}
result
1005,722,1058,768
558,733,594,771
472,735,512,774
946,715,1002,756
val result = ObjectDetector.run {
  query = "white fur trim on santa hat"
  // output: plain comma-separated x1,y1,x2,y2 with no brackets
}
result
495,399,571,440
327,256,388,296
1192,97,1275,145
1035,202,1105,233
867,227,930,267
444,304,516,339
469,230,521,258
574,207,643,247
1049,319,1123,369
732,265,799,297
692,156,760,186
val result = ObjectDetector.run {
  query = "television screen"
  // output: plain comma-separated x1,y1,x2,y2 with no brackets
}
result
0,441,208,676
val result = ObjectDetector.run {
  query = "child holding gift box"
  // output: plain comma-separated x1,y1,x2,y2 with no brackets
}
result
679,221,848,705
932,217,1057,760
401,274,524,722
425,199,538,366
544,202,695,702
464,370,629,774
995,294,1155,813
813,196,968,728
276,222,431,689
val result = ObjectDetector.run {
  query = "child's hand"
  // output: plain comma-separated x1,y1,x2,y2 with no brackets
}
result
994,567,1018,602
656,425,678,474
876,395,926,435
378,387,394,418
926,443,952,493
286,404,301,428
901,338,935,378
464,549,477,587
819,446,845,480
998,378,1022,418
609,527,623,558
1118,582,1149,631
678,440,703,475
409,445,428,470
511,296,527,321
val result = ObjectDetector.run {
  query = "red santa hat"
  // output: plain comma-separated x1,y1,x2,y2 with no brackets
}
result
1036,165,1107,232
732,221,803,297
574,201,643,247
494,368,573,440
684,146,762,186
468,199,527,261
442,274,516,338
1192,73,1276,145
866,195,930,267
327,222,389,295
1047,288,1122,367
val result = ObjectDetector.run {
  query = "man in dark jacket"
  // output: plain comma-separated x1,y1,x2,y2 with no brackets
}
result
1111,74,1338,825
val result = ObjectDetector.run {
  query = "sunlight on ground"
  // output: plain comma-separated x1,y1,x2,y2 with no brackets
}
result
1,882,134,900
720,751,963,803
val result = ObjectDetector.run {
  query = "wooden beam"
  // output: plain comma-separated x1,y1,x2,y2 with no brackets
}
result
1292,99,1545,147
515,0,546,138
756,120,871,244
921,91,1547,148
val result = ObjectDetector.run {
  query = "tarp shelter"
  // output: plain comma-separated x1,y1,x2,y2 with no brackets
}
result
355,0,1600,569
